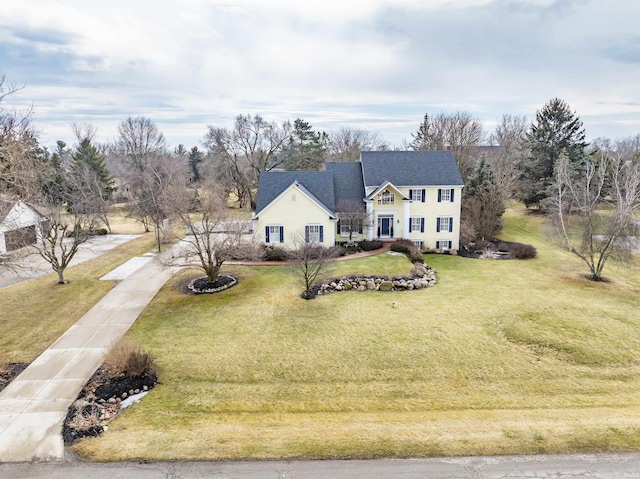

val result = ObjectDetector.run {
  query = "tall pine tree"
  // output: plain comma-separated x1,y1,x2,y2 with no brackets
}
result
518,98,587,208
71,137,115,202
284,118,328,171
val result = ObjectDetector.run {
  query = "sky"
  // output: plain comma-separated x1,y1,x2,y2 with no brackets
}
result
1,0,639,151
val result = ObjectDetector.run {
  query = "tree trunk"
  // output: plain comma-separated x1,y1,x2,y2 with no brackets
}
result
57,269,66,284
206,264,220,282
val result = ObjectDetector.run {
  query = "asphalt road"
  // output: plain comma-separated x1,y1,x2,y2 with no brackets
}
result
2,453,640,478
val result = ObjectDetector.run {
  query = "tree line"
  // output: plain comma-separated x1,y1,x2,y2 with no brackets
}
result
1,71,639,282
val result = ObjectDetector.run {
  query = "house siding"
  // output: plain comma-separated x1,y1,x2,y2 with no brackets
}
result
255,184,335,249
0,201,46,254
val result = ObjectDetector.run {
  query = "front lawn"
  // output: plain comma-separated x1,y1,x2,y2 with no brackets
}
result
73,209,640,460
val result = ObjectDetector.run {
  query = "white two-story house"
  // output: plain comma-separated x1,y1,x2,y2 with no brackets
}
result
253,150,464,252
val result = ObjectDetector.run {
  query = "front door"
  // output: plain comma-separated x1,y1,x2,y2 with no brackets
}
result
378,215,393,238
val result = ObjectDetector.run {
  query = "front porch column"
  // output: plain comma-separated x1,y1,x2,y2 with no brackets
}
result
402,200,410,238
365,201,373,240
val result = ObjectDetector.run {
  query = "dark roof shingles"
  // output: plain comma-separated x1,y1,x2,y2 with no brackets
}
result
360,151,464,187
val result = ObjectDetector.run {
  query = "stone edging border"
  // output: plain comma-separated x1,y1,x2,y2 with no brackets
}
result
315,267,437,296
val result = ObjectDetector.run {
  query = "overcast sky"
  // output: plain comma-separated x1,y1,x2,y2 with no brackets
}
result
1,0,639,151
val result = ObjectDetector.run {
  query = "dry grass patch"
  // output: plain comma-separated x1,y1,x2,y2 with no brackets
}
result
0,234,156,363
72,209,640,460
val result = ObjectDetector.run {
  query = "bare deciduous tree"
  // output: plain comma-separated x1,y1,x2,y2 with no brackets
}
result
551,151,640,281
289,234,338,299
328,127,386,162
167,180,256,282
409,112,485,180
336,199,371,242
203,114,291,209
0,74,48,202
487,114,529,198
35,208,100,284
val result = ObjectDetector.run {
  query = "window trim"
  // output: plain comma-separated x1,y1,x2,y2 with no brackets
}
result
266,225,283,244
437,216,453,233
409,216,423,233
305,224,323,243
377,189,394,205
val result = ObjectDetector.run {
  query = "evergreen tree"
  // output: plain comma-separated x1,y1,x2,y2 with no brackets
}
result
518,98,587,208
462,158,505,240
43,140,70,205
72,137,115,201
188,146,203,183
284,118,328,171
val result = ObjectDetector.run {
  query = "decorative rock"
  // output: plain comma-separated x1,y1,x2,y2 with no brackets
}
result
143,385,149,391
379,281,393,291
357,285,366,291
108,398,116,404
129,389,134,396
343,282,352,290
335,285,343,291
134,389,140,394
366,280,376,290
121,392,128,399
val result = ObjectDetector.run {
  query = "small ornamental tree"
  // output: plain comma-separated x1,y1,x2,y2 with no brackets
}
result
336,199,370,242
36,209,99,284
168,180,256,283
289,234,338,299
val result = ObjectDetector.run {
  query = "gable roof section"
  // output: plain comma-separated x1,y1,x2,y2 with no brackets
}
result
360,151,464,188
255,171,336,217
365,181,409,201
325,162,365,207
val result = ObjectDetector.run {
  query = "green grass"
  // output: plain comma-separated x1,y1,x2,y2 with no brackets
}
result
0,234,157,363
69,208,640,461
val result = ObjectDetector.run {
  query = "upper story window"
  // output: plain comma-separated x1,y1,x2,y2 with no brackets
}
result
378,190,394,205
438,188,453,202
410,189,425,202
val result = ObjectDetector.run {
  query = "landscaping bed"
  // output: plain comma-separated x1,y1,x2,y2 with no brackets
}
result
457,239,537,259
0,363,28,393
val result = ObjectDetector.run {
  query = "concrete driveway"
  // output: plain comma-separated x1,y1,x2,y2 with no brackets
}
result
0,234,141,288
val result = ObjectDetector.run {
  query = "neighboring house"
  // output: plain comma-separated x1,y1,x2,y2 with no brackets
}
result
0,195,50,255
253,150,464,252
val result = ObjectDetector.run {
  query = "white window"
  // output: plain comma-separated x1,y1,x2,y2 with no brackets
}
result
340,218,362,237
436,240,452,250
437,217,452,233
306,225,322,243
410,217,422,233
410,189,424,202
378,190,394,205
267,225,282,244
439,188,452,202
413,240,423,250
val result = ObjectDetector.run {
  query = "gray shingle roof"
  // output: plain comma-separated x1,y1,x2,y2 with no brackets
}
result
325,162,365,207
255,171,336,216
360,151,464,187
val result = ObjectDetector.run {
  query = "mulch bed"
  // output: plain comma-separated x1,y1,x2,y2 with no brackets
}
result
178,274,238,295
457,240,534,260
0,363,28,393
63,365,157,445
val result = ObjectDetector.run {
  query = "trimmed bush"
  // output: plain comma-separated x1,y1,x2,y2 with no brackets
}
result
358,240,383,251
391,238,424,263
514,243,537,259
263,245,289,261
